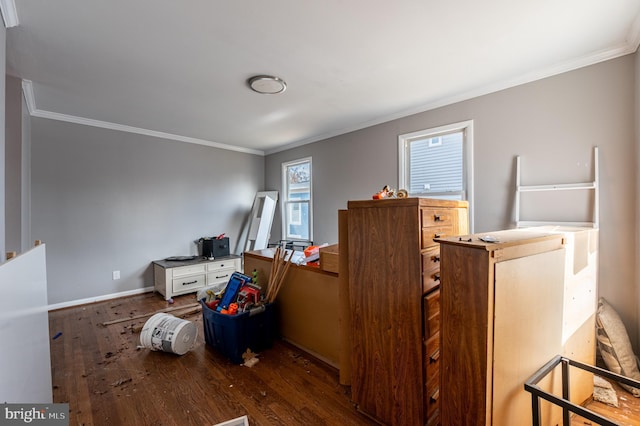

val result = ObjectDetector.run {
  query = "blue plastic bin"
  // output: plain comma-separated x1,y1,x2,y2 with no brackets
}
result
200,299,275,364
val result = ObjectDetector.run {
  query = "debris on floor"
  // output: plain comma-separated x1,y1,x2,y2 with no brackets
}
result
593,375,619,407
242,349,259,367
111,378,132,387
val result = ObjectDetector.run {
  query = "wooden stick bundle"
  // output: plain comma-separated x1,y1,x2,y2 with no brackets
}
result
266,247,293,302
100,302,201,326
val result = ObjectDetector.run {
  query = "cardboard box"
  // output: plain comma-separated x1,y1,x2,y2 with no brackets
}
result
319,244,339,274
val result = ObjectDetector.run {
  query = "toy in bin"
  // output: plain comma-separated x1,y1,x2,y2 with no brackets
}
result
237,283,261,310
199,271,275,363
215,271,253,313
200,298,275,364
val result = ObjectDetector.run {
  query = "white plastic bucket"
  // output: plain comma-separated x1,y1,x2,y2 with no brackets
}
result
139,313,198,355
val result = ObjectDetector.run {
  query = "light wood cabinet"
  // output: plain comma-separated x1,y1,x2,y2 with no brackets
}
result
243,249,340,366
436,227,597,426
153,255,241,300
346,198,468,425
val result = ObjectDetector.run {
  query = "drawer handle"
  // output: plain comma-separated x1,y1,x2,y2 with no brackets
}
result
433,214,442,222
430,389,440,402
182,280,197,286
430,349,440,363
431,255,440,263
215,274,229,279
434,233,442,239
433,273,440,282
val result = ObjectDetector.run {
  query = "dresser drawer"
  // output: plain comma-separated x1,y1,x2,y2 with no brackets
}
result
426,409,440,426
422,247,441,293
206,269,234,285
425,375,440,420
421,207,455,227
206,259,239,272
172,274,205,293
423,289,440,339
172,264,206,278
421,225,453,249
424,332,440,384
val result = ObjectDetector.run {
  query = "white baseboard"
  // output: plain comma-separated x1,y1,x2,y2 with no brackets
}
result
48,286,155,311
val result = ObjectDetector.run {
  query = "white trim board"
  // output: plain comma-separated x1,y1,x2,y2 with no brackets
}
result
47,286,155,312
0,0,18,28
21,80,264,156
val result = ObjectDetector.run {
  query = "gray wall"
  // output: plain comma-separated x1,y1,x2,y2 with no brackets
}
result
266,54,639,351
30,119,263,304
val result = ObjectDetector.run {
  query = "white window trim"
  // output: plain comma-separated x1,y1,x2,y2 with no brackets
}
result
398,120,474,232
281,157,313,242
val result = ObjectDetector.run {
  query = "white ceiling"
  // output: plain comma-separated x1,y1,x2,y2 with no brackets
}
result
5,1,640,155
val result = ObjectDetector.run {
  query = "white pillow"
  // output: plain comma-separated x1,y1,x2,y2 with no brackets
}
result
595,297,640,397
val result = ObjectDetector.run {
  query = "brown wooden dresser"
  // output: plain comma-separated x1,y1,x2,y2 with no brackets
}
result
345,197,468,425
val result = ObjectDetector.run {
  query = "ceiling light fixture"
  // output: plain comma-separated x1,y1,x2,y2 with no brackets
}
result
248,75,287,94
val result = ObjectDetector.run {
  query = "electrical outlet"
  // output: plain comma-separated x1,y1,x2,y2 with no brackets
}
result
112,270,120,280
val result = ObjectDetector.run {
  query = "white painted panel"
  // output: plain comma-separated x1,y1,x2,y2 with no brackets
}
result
493,248,565,426
0,244,52,403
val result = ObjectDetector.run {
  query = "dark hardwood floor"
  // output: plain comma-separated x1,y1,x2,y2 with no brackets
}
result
50,292,640,425
49,293,376,426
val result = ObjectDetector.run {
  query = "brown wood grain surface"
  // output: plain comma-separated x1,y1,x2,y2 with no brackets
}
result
48,287,639,425
440,243,492,425
49,293,376,426
347,203,423,424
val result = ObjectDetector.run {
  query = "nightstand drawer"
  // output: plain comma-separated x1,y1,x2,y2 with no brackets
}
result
172,274,205,293
173,264,206,278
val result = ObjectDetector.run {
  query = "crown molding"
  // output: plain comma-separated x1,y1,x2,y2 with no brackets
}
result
0,0,18,28
21,21,640,159
266,39,640,155
21,80,264,156
628,11,640,52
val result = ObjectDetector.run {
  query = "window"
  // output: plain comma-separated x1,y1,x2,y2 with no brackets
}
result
398,120,474,230
282,157,312,242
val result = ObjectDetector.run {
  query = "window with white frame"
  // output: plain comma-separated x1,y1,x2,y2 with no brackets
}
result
398,120,474,229
282,157,312,242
